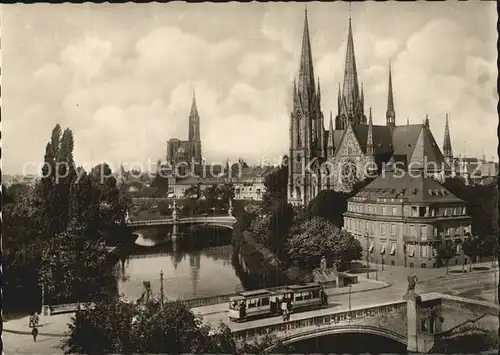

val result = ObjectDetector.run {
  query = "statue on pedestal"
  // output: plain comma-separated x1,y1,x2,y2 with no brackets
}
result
320,256,327,271
228,198,233,216
172,198,178,220
407,275,419,294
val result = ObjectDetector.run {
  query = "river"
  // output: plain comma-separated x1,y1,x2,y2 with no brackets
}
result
115,227,246,301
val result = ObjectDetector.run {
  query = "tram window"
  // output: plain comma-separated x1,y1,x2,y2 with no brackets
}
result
295,293,304,301
256,299,262,307
312,291,320,299
248,299,256,308
261,297,270,306
303,292,312,300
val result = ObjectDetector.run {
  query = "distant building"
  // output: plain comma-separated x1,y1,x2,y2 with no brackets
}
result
166,91,203,166
162,163,277,200
344,167,472,269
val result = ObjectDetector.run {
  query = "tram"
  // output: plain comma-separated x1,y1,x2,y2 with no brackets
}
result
228,283,328,322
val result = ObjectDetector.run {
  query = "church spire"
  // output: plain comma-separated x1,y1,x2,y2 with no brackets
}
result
386,61,395,127
188,90,200,142
443,113,453,159
327,111,335,155
341,15,361,120
297,7,316,107
424,114,430,129
367,107,374,155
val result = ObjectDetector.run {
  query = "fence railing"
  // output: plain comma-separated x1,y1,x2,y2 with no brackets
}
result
231,300,407,341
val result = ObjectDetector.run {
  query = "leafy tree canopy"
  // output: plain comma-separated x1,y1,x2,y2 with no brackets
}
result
287,217,362,270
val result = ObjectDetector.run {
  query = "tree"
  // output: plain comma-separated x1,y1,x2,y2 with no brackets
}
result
63,297,248,354
307,190,350,227
461,235,481,271
217,182,235,206
203,184,219,209
287,217,362,270
430,324,498,354
266,201,295,261
184,184,201,200
436,240,455,274
262,163,288,211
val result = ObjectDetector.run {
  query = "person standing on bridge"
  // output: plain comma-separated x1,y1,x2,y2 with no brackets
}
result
31,327,38,342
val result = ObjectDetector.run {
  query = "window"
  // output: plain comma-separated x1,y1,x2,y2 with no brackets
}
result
409,245,415,257
381,223,386,236
420,225,426,236
391,224,396,236
368,205,372,214
392,206,397,216
421,245,428,257
262,298,269,306
421,263,427,268
312,291,320,299
462,207,466,215
248,299,257,308
409,225,416,236
390,243,396,255
369,242,374,253
419,207,426,217
380,243,386,255
382,206,387,215
410,262,414,268
411,206,418,217
391,260,395,266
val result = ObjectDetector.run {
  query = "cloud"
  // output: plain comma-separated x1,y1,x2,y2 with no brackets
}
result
60,36,113,79
238,52,278,79
2,3,497,174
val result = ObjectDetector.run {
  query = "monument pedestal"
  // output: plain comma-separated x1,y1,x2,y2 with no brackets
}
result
404,291,421,353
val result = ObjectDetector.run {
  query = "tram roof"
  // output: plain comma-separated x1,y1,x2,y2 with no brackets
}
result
287,283,322,291
239,289,272,298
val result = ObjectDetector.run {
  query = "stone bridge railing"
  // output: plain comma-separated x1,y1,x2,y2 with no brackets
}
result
232,300,407,342
126,216,237,228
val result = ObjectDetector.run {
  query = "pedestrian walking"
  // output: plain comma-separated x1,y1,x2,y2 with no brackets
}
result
31,327,38,342
28,313,34,328
33,312,39,327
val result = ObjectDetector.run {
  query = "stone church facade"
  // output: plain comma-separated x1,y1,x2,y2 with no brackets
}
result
288,10,454,206
166,92,203,166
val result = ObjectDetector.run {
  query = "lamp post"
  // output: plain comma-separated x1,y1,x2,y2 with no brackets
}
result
348,284,352,323
366,234,370,279
160,270,164,310
403,242,408,268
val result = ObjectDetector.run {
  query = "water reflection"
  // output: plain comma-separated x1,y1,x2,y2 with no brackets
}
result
116,229,242,301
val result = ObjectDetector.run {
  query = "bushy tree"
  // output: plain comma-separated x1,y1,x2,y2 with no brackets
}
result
63,297,251,354
307,190,349,227
203,184,219,209
183,184,201,200
262,163,288,212
436,240,455,274
430,325,499,354
287,217,362,270
461,235,481,271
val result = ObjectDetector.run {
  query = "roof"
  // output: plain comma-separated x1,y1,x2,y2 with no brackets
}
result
239,289,272,298
351,169,465,204
287,283,322,291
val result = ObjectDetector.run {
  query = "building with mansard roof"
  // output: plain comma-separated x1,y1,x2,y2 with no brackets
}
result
287,10,455,206
344,166,472,268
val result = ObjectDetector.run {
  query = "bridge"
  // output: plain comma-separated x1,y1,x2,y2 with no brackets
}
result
220,292,499,354
126,215,236,241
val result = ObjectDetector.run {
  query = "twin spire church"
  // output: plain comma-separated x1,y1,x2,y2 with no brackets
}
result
288,10,454,206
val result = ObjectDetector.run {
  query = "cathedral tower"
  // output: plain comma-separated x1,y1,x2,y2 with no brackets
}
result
288,8,324,206
336,16,365,130
188,91,202,164
386,63,396,128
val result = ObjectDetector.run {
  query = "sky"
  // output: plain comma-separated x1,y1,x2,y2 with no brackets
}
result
2,1,497,175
